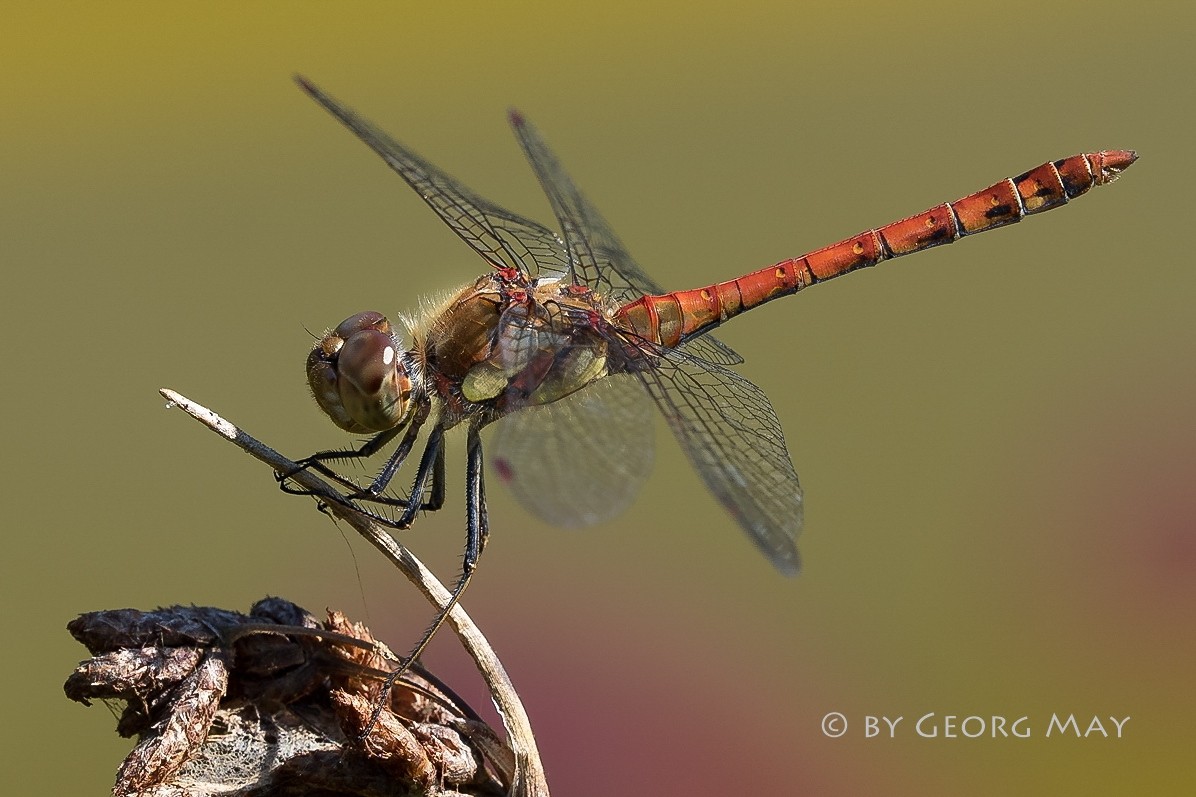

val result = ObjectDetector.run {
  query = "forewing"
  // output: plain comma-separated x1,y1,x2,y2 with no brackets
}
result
507,111,743,367
298,78,572,279
490,374,654,528
635,346,803,575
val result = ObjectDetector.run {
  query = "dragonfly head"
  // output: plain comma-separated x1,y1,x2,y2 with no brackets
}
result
306,311,413,434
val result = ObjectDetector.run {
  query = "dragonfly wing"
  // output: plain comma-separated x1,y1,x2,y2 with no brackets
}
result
635,345,803,575
675,335,746,369
507,111,743,366
490,374,654,528
298,78,572,280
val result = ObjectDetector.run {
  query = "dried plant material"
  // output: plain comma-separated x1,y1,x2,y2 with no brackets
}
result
66,599,509,797
160,388,548,796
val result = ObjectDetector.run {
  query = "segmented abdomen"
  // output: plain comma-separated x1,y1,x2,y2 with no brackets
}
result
616,150,1136,349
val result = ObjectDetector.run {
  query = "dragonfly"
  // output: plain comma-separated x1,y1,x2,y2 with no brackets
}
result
287,77,1134,671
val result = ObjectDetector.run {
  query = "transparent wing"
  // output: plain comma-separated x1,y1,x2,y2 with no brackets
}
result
633,345,803,575
298,78,572,280
490,374,654,528
507,110,743,367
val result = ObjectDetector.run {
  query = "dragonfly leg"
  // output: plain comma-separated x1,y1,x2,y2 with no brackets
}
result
425,438,446,513
358,431,445,519
276,425,403,497
295,425,447,532
276,426,399,493
362,421,488,737
278,405,433,507
388,424,445,528
360,406,437,502
465,420,489,557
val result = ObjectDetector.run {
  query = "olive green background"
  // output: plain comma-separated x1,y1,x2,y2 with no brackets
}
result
4,2,1192,794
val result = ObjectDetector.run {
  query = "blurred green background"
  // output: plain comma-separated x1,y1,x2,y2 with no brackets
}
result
3,2,1192,794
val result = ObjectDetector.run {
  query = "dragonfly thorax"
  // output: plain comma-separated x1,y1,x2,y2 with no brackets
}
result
306,310,416,434
412,272,629,426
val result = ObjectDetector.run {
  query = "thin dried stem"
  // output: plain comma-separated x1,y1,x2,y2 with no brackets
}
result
159,388,548,797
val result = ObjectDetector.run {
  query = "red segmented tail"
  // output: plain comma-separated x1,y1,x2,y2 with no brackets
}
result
617,150,1136,348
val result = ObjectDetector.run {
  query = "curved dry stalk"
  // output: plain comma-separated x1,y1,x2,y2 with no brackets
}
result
159,388,548,797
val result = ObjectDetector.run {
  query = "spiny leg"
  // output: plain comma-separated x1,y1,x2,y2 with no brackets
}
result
362,403,442,503
279,405,435,510
327,424,446,527
391,424,445,527
364,420,489,737
280,421,447,532
278,418,406,493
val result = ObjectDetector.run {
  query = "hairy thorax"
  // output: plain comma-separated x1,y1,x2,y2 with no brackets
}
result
415,271,630,425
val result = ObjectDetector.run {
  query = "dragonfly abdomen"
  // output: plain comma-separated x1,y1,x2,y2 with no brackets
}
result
617,150,1136,349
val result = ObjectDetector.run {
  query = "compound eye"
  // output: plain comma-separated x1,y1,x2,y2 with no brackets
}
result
332,310,392,340
306,312,411,433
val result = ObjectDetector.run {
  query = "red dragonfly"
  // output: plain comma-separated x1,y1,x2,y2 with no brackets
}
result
289,77,1133,617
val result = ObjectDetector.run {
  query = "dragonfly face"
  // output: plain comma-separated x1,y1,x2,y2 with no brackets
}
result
306,310,415,434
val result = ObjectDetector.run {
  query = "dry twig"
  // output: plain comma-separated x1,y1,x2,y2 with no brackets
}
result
133,388,548,796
